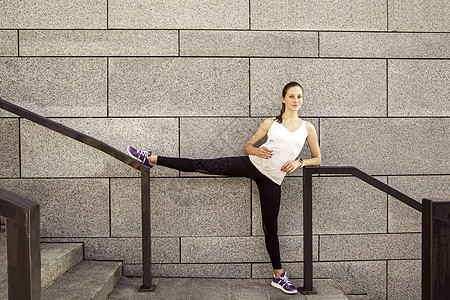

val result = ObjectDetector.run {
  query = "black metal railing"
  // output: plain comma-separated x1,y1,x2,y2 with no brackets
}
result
422,198,450,299
0,98,155,292
301,166,449,299
0,188,41,299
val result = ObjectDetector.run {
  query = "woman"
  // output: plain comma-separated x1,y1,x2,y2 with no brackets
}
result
127,82,321,294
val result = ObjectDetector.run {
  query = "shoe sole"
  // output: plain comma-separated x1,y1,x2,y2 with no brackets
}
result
271,281,298,294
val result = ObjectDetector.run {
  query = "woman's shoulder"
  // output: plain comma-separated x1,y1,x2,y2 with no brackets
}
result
304,121,317,133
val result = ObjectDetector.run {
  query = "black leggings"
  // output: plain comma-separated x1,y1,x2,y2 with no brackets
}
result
158,156,282,270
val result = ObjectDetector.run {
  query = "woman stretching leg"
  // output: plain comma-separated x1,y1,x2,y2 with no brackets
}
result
127,82,321,295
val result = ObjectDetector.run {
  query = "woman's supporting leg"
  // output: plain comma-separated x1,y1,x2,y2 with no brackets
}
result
255,177,282,271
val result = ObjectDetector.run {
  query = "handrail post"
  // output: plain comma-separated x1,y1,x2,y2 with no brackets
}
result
422,198,450,299
139,168,155,292
300,167,316,294
0,188,41,300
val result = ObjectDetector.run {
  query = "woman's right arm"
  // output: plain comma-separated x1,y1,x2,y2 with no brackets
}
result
244,118,274,159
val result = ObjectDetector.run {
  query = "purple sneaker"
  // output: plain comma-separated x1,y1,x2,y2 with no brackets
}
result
127,146,152,168
271,272,298,294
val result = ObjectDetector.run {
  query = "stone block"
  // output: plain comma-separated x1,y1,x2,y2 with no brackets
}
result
320,233,421,261
124,263,251,277
250,59,386,117
253,176,387,236
313,177,387,234
83,238,179,264
0,179,109,237
320,118,450,175
388,176,449,233
0,0,106,29
40,237,179,264
251,0,386,31
320,32,449,58
0,118,19,178
20,118,178,177
0,30,17,56
0,58,106,117
388,260,421,300
388,0,450,32
109,0,248,29
109,58,249,117
111,177,251,237
180,30,318,57
181,236,318,263
252,261,386,299
20,30,178,56
388,60,450,117
180,117,261,159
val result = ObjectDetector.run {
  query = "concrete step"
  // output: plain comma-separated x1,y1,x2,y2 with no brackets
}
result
345,295,371,300
42,260,122,300
41,242,83,289
305,279,349,299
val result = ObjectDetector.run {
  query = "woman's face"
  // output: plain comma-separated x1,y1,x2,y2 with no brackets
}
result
282,86,303,111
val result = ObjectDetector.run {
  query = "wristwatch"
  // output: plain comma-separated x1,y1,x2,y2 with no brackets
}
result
299,159,305,167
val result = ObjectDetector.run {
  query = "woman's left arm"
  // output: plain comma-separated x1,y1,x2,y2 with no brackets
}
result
303,122,321,167
281,122,321,173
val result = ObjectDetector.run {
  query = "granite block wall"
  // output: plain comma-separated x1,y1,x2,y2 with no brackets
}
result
0,1,449,299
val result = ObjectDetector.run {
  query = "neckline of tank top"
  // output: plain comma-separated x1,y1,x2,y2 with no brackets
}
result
274,120,305,133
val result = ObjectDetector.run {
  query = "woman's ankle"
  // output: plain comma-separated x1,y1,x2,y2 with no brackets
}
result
149,154,158,165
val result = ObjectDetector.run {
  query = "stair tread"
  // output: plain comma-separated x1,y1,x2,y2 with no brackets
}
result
346,295,370,300
41,242,84,289
42,260,122,300
306,279,348,299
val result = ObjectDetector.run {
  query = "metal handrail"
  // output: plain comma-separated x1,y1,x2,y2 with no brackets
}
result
300,166,422,295
0,97,155,292
0,188,41,299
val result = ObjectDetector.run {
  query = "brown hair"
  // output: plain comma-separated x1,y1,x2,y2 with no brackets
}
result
275,82,304,123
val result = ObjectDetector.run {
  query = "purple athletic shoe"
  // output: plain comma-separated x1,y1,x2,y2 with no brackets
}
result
271,272,298,294
127,146,152,168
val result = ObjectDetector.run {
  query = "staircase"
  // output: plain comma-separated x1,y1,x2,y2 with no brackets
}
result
0,229,122,300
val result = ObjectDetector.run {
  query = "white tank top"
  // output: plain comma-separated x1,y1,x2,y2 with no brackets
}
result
249,119,308,185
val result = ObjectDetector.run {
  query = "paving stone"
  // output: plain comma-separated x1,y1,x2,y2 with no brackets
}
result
40,237,180,264
388,176,449,233
0,179,109,237
109,0,248,29
251,0,386,31
388,260,421,300
180,30,318,57
0,58,107,117
19,118,177,177
181,236,318,263
320,32,449,58
0,30,17,56
20,30,178,56
123,263,251,277
0,0,106,29
250,59,386,117
320,118,450,175
253,260,386,299
109,58,249,117
0,118,19,178
388,60,450,117
111,177,251,237
320,233,421,261
388,0,450,32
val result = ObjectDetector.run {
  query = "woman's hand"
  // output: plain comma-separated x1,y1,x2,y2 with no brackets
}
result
256,147,273,159
281,160,302,173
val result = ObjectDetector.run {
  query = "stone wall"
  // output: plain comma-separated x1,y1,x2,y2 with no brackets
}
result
0,1,449,299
